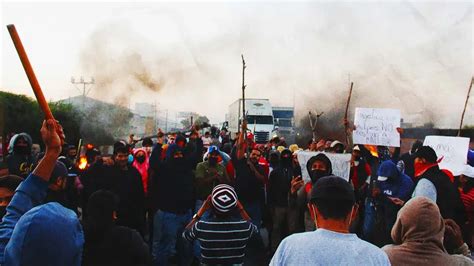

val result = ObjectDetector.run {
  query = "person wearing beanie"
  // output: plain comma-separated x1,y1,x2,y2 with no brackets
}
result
412,146,466,227
270,176,390,265
183,184,257,266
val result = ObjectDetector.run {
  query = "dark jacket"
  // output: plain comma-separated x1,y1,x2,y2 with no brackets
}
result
82,226,150,266
268,150,295,207
231,148,265,204
82,164,145,234
418,165,466,227
377,161,414,202
150,141,203,213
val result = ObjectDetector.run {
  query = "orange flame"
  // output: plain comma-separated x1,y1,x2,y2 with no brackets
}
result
365,145,378,158
78,156,88,170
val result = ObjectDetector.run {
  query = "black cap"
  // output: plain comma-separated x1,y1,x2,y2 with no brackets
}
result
310,176,355,203
414,146,438,163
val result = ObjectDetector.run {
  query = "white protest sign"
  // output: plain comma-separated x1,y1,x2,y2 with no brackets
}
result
423,136,470,176
297,151,352,182
353,108,401,147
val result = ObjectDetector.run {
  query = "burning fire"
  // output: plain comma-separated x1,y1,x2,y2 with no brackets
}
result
365,145,378,158
78,156,88,170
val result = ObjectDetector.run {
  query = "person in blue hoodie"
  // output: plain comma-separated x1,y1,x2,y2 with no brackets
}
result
0,119,84,266
374,160,414,246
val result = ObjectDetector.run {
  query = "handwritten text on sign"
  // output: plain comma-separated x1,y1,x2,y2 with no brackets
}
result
353,108,401,147
423,136,470,176
297,151,352,182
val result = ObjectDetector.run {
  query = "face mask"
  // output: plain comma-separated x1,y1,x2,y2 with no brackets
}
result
310,169,327,183
136,156,145,164
14,146,29,154
0,206,6,219
209,157,218,166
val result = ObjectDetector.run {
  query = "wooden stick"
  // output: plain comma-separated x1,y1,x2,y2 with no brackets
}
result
7,24,54,120
344,82,354,149
458,77,474,137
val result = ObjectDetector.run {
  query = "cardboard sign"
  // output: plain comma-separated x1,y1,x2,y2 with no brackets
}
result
297,151,352,182
353,108,401,147
423,136,470,176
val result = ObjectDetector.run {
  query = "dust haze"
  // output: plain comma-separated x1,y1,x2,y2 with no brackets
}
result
78,2,473,128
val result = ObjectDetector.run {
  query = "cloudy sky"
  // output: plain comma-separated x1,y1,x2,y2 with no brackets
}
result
1,1,473,127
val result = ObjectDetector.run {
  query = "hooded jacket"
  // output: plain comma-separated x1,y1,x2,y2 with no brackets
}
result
6,133,35,178
377,160,414,201
132,148,149,195
151,143,200,213
0,174,84,266
268,149,296,207
383,197,472,266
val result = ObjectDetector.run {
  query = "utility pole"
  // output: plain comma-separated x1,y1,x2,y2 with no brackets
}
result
71,76,94,109
165,109,169,133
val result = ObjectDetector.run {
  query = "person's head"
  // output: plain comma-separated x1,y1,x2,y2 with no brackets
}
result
85,190,119,234
205,132,210,137
168,134,176,144
175,135,187,148
49,161,68,192
166,144,185,166
208,146,220,166
134,149,147,164
352,145,361,160
5,202,84,265
67,145,77,159
377,160,400,183
249,148,262,164
460,165,474,193
280,149,292,167
85,147,100,165
410,140,423,154
413,146,438,177
142,138,153,154
211,184,238,216
391,197,444,249
306,153,333,183
113,141,130,169
10,133,32,155
308,176,357,230
330,141,345,154
0,175,23,217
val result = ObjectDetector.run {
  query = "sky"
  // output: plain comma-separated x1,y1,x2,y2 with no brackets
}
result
1,0,473,127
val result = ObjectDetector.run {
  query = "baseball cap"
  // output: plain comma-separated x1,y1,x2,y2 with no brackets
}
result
377,176,389,181
0,175,23,191
330,140,344,148
310,176,355,203
461,164,474,178
211,184,238,213
50,161,68,184
353,145,361,151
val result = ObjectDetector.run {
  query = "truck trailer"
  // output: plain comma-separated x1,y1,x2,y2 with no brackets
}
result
227,99,274,143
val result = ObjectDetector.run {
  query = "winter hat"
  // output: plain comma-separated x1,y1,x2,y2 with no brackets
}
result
211,184,238,213
415,146,438,163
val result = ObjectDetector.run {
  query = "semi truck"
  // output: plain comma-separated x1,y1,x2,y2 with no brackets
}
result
272,106,295,144
226,99,274,143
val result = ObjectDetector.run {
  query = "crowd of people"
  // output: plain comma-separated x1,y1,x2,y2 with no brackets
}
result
0,118,473,265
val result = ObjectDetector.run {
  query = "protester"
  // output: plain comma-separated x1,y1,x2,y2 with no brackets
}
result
271,176,390,265
412,146,466,227
6,133,35,178
82,141,145,235
232,121,266,228
349,145,371,192
142,137,154,157
374,160,414,245
0,120,84,265
290,153,333,231
201,132,212,150
399,140,422,179
82,190,150,265
0,175,23,219
132,148,150,196
459,164,474,247
330,140,345,154
150,133,202,265
183,184,258,265
382,196,473,266
268,149,300,253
